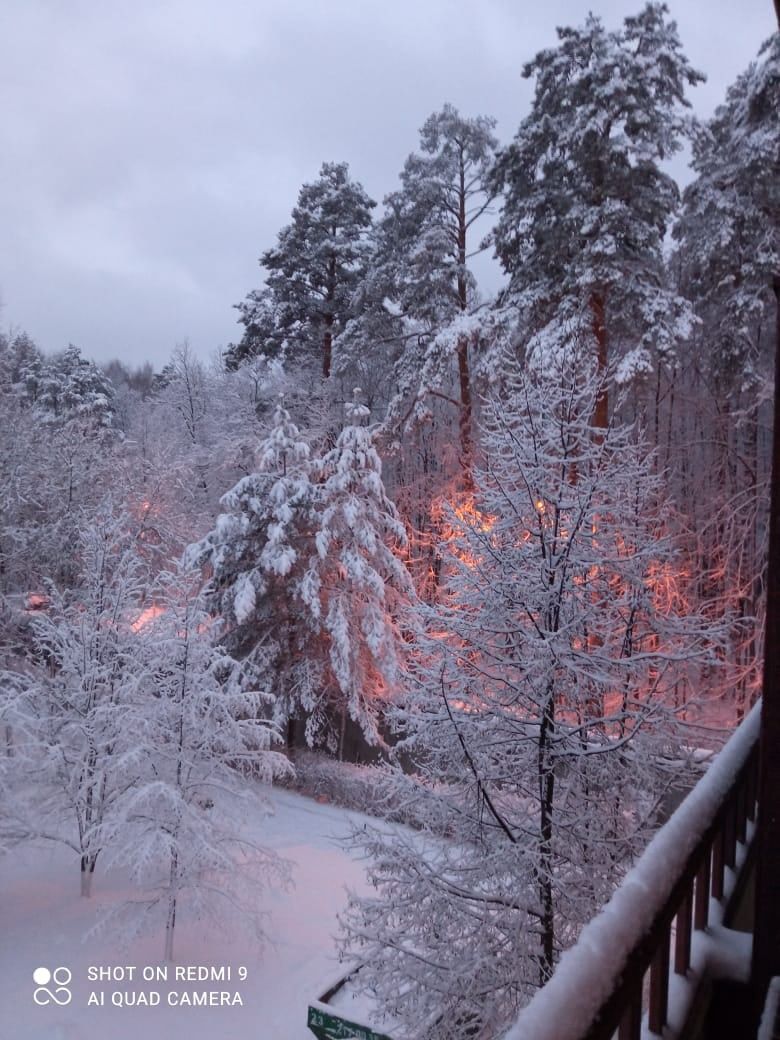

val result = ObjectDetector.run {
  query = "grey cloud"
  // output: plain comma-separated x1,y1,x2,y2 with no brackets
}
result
0,0,773,366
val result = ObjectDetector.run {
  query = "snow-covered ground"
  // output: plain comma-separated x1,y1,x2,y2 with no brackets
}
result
0,786,378,1040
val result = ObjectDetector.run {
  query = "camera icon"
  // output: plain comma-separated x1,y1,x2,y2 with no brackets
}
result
33,967,72,1006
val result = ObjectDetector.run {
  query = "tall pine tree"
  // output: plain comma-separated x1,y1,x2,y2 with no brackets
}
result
232,162,375,378
492,2,702,427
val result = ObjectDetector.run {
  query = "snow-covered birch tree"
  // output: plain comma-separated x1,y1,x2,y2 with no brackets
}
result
0,507,148,896
107,564,292,960
341,335,719,1038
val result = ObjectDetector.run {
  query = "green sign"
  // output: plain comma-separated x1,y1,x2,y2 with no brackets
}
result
307,1005,393,1040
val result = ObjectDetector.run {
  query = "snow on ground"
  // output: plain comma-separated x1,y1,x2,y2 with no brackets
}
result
0,785,380,1040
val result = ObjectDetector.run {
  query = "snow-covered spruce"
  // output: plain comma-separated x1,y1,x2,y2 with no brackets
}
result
300,390,414,754
193,393,414,756
190,396,320,742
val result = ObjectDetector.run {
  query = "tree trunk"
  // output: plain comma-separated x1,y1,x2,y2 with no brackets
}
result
590,289,609,435
323,313,333,379
80,857,95,897
537,685,556,982
456,339,472,486
456,149,473,486
323,251,337,379
338,703,347,762
165,850,179,962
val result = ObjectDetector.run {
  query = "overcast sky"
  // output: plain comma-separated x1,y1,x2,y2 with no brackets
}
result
1,1,775,369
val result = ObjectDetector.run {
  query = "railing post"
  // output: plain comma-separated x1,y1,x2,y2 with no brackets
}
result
752,271,780,1000
695,848,711,929
617,974,642,1040
737,770,748,845
648,923,670,1034
724,791,737,870
674,884,693,975
747,751,758,822
712,822,725,901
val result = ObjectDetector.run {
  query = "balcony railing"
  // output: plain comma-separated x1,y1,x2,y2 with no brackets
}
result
505,701,762,1040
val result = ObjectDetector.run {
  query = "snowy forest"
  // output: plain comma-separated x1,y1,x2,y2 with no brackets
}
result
1,5,778,1038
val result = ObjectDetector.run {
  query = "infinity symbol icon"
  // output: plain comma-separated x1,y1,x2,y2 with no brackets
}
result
33,966,72,1006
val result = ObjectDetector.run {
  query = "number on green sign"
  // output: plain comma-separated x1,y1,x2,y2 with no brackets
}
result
307,1005,393,1040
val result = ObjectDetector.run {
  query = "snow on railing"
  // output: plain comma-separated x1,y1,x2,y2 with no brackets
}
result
504,700,762,1040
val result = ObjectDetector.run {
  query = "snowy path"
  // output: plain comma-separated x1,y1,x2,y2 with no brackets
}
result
0,786,377,1040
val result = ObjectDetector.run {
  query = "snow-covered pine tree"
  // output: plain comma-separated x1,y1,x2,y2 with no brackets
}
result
107,564,292,960
341,336,718,1038
0,332,41,591
674,32,779,391
338,105,498,598
234,162,375,378
0,506,148,896
492,2,702,424
671,31,779,714
0,345,122,591
380,104,497,473
342,105,497,478
0,329,41,395
301,391,414,756
34,343,115,428
225,289,282,371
